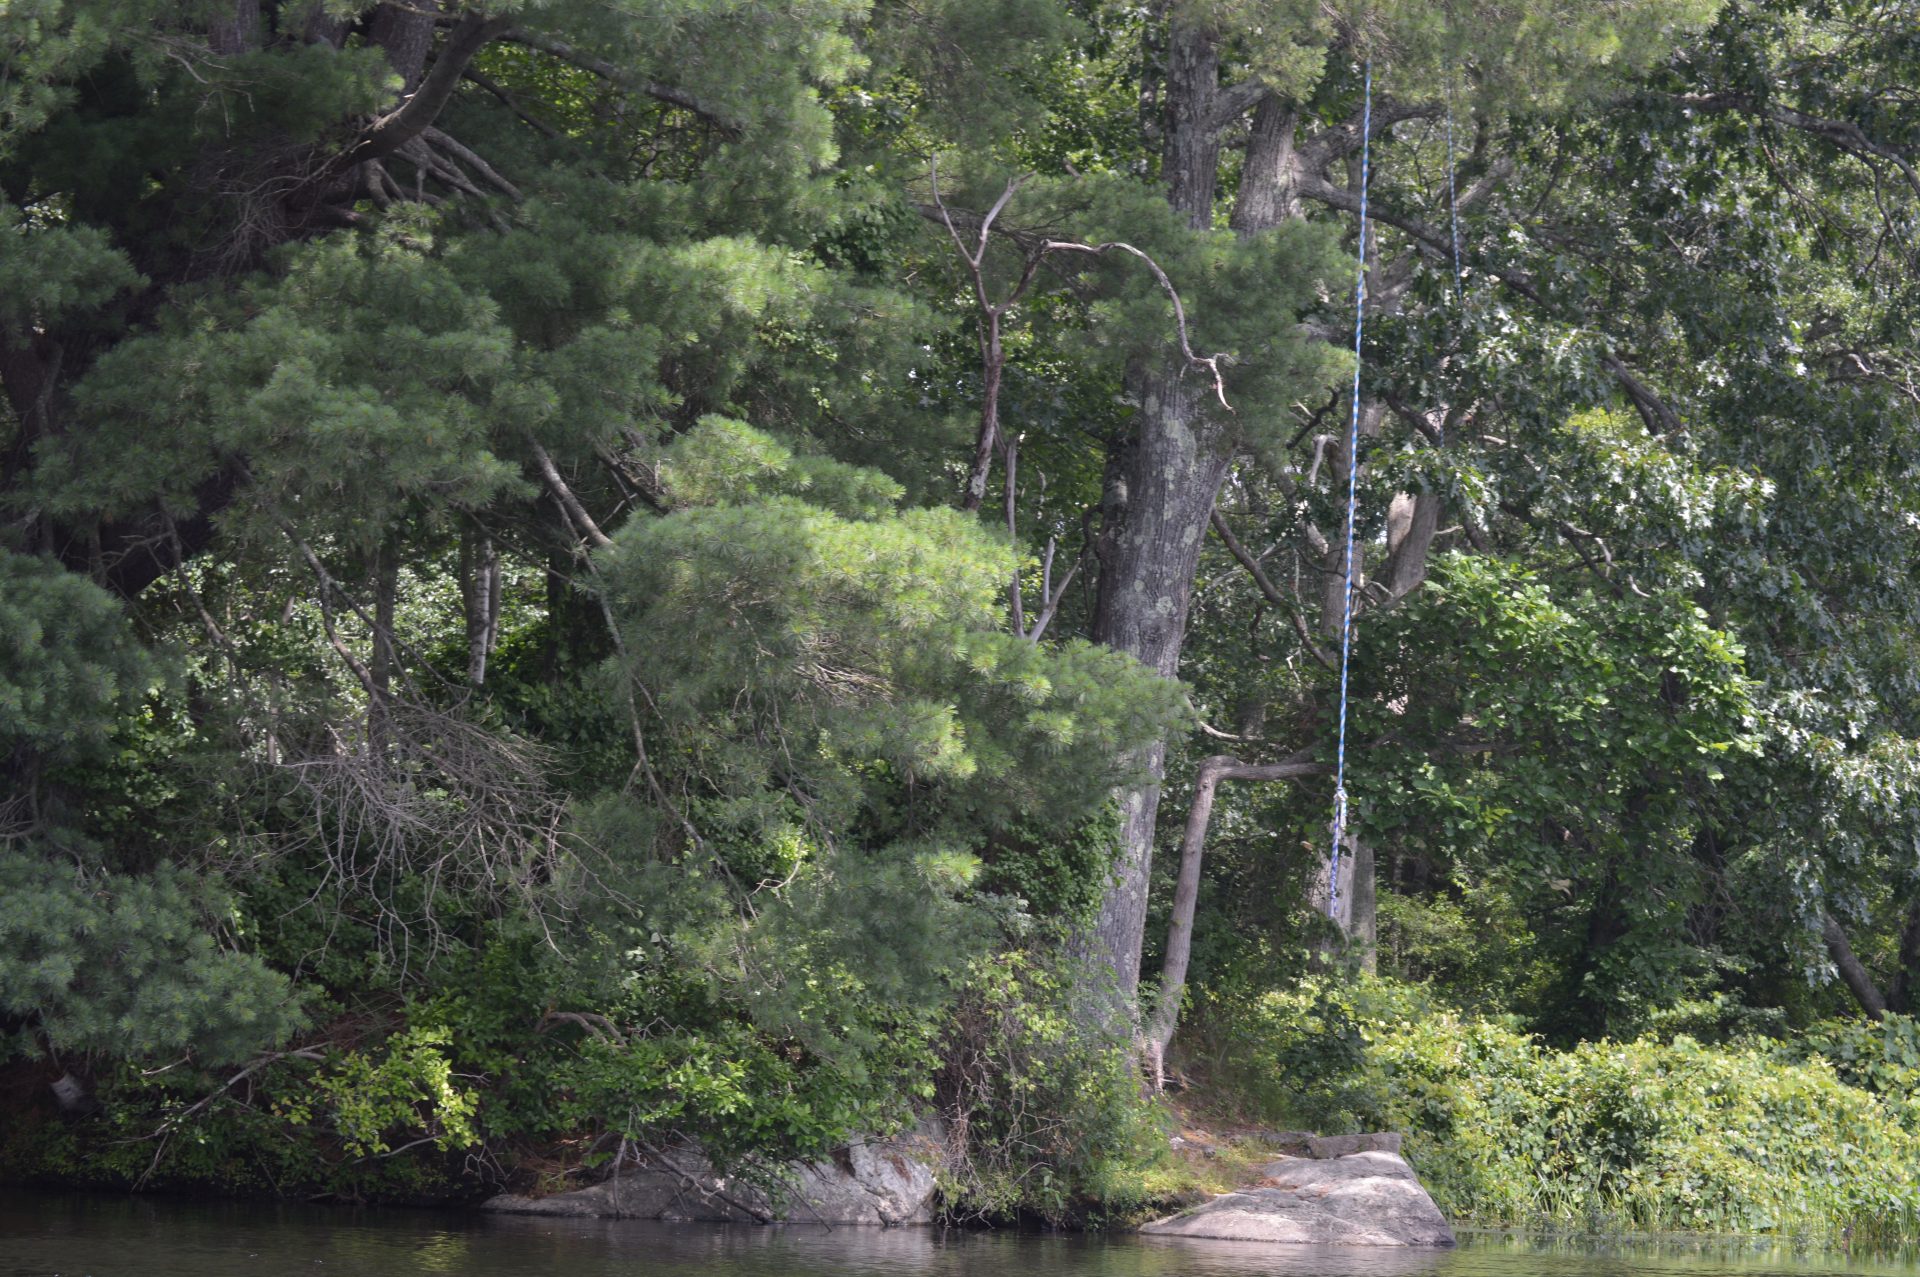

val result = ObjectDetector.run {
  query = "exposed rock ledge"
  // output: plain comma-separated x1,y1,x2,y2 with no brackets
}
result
480,1129,940,1226
1141,1149,1455,1247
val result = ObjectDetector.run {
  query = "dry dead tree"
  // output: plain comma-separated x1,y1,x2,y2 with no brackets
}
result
265,701,575,979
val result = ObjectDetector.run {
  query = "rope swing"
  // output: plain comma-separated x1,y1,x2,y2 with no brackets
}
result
1324,66,1470,920
1327,62,1373,920
1446,86,1465,302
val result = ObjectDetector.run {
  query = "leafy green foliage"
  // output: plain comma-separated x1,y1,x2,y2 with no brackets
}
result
592,418,1184,1061
280,1027,479,1161
935,949,1169,1225
1213,977,1920,1245
0,0,1917,1232
1349,555,1756,1036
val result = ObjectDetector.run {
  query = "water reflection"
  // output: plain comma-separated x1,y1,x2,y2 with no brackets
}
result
1,1194,1914,1277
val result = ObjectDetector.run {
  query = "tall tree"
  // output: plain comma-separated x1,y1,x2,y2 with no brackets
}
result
928,1,1725,1009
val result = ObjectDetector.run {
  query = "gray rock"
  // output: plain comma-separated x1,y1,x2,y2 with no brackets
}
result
480,1124,944,1226
787,1131,941,1225
1307,1131,1402,1159
482,1170,752,1222
1140,1151,1454,1247
1255,1130,1316,1156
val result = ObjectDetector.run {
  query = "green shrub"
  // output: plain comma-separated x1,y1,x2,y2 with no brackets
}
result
1209,976,1920,1245
935,949,1169,1225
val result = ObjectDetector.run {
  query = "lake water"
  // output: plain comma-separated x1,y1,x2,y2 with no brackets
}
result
4,1194,1917,1277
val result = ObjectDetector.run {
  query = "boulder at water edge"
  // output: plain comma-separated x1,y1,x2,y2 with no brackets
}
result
481,1126,942,1226
1140,1150,1455,1247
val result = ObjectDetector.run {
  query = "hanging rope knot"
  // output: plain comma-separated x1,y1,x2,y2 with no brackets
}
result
1328,786,1349,919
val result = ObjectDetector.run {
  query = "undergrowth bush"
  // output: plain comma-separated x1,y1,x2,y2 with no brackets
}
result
1202,978,1920,1246
935,949,1168,1225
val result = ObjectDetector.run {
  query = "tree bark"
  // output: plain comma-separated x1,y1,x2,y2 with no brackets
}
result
461,529,500,687
1382,489,1442,601
368,1,438,90
1347,833,1377,970
1822,911,1888,1020
1230,95,1299,232
1308,827,1376,972
205,0,260,55
1892,896,1920,1015
1160,19,1222,230
1075,10,1240,1007
1083,370,1236,999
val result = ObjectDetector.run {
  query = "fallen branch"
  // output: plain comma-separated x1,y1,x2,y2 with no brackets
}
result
528,437,614,548
133,1045,329,1188
633,1135,775,1224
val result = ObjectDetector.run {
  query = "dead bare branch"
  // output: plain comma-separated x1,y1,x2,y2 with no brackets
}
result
1211,510,1334,669
528,438,615,548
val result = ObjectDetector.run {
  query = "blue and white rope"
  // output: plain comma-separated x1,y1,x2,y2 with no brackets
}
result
1328,63,1373,920
1445,92,1464,301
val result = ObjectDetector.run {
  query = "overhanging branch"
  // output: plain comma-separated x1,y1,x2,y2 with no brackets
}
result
346,11,514,167
1677,93,1920,202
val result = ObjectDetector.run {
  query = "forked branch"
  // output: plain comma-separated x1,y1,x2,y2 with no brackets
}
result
1142,749,1329,1090
924,164,1236,516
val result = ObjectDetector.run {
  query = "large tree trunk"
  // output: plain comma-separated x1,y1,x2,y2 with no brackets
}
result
368,1,439,89
1084,370,1235,998
1160,22,1222,231
1077,17,1448,1011
1077,13,1235,1003
205,0,260,55
1231,96,1300,231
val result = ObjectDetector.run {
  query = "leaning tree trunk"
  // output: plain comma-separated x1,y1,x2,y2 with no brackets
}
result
1822,911,1889,1020
1141,750,1326,1087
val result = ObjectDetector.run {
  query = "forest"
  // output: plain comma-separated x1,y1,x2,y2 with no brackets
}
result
3,0,1920,1242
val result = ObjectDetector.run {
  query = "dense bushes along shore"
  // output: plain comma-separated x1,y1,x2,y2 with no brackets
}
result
8,971,1920,1247
1196,980,1920,1247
